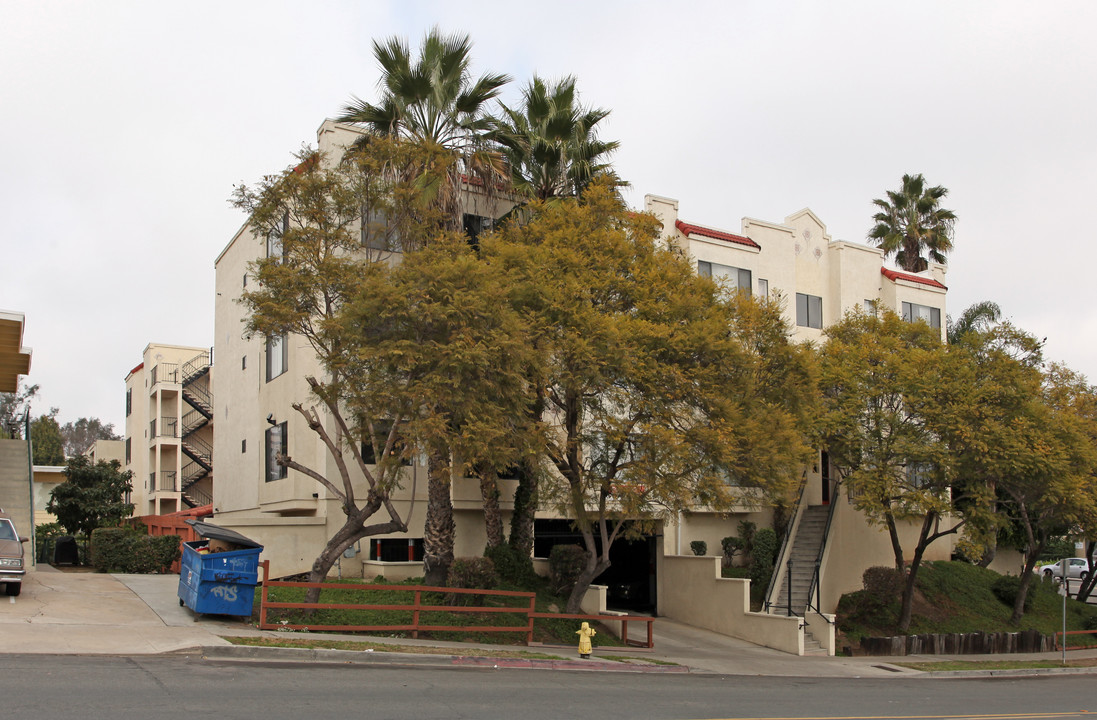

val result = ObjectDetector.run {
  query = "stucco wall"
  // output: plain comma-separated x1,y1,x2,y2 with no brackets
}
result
660,555,803,655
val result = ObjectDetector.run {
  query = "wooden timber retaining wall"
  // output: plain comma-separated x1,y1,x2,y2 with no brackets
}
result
859,630,1055,656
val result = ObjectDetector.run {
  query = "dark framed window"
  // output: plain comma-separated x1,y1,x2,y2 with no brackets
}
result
361,421,412,466
698,260,752,294
265,421,288,482
901,301,941,329
125,437,131,464
266,335,287,381
368,537,424,562
266,213,287,262
796,293,823,329
125,388,132,417
241,439,247,453
463,213,493,248
241,355,247,370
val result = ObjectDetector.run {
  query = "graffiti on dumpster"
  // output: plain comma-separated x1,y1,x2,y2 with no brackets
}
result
209,585,239,602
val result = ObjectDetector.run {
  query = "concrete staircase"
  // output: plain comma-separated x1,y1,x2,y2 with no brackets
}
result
770,504,829,617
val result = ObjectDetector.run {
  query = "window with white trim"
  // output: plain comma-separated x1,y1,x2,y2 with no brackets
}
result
266,335,287,381
901,302,941,329
796,293,823,329
698,261,752,294
265,421,287,483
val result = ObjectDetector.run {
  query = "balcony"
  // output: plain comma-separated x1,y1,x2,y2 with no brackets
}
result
150,417,179,440
150,363,180,387
150,470,178,493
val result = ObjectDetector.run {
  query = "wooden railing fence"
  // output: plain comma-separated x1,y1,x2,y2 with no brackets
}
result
257,560,654,648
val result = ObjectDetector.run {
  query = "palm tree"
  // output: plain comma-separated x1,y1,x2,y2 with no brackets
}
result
946,300,1002,345
338,29,510,231
868,173,957,273
339,28,509,151
494,76,620,201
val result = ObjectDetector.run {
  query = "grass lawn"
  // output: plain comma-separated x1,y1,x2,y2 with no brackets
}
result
836,561,1097,649
253,575,626,648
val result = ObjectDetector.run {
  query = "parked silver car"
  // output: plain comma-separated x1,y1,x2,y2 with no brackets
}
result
0,510,28,596
1035,557,1091,581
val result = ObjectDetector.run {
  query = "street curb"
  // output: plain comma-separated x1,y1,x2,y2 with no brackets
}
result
921,666,1097,679
195,644,689,673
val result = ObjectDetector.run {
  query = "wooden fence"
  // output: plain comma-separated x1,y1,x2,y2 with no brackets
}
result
128,504,212,573
257,560,654,647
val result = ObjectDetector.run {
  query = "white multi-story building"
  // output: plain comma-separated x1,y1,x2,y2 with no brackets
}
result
208,121,958,655
124,343,214,516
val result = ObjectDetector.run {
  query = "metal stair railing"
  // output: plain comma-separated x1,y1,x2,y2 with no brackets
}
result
181,434,212,469
182,459,209,488
182,485,212,509
805,485,840,622
181,408,210,437
181,351,211,386
182,380,213,418
764,471,808,614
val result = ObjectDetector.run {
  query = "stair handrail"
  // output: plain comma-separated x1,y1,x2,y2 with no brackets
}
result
764,470,808,613
805,483,840,622
182,378,213,412
181,408,210,437
181,433,213,462
181,351,211,386
182,459,210,487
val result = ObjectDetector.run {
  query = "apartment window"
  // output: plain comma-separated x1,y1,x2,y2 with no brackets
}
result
864,299,877,315
266,214,287,263
125,437,131,464
361,422,412,466
125,388,132,417
241,439,247,453
908,462,936,489
266,335,288,381
241,355,247,370
265,422,288,482
369,537,424,562
796,293,823,329
243,273,248,288
697,261,752,294
463,213,493,248
758,278,769,298
361,207,399,252
901,301,942,329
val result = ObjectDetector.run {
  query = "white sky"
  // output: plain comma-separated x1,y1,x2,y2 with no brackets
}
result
2,1,1095,432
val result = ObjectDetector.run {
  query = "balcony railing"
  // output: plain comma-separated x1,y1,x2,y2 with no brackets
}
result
150,363,180,386
150,417,179,439
150,470,178,493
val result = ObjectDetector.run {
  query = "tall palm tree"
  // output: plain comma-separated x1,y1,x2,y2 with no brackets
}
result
494,76,620,201
868,173,957,273
338,29,510,231
339,28,509,151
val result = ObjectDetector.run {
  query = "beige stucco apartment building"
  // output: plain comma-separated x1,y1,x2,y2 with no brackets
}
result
207,119,964,655
124,343,214,516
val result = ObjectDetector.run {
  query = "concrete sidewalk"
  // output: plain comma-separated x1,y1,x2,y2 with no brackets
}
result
2,567,1095,677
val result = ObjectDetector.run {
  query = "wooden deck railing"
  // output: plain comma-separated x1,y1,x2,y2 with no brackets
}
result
257,560,654,647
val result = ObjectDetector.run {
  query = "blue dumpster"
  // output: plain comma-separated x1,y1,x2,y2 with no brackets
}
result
178,521,263,617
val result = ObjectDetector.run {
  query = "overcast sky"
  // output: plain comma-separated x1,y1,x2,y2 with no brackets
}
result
2,1,1095,432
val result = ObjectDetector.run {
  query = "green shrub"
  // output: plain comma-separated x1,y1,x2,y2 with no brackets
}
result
446,556,499,606
484,543,535,585
91,528,180,573
721,536,744,567
690,540,708,557
35,522,86,565
737,520,756,556
749,527,778,603
548,544,587,596
863,566,904,598
862,566,904,608
990,574,1036,612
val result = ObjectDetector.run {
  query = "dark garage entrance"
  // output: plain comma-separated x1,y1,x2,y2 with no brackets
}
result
534,519,657,613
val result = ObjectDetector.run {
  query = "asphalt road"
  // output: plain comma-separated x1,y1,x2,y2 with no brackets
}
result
3,654,1094,720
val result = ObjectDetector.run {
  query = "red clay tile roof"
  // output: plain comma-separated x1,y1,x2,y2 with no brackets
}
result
675,220,760,249
881,268,947,290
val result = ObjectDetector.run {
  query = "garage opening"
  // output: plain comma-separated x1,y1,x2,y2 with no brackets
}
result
533,519,657,613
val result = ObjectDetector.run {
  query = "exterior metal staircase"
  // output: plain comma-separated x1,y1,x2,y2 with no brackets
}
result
180,350,213,509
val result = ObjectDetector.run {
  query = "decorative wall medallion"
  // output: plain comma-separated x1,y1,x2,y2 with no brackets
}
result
794,241,802,255
803,229,812,241
813,247,823,260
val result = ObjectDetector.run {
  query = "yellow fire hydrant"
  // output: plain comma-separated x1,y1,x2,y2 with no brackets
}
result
576,621,596,659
